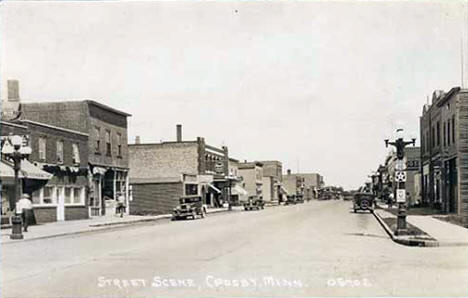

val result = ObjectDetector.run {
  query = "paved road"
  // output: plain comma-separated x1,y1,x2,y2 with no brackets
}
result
2,200,468,297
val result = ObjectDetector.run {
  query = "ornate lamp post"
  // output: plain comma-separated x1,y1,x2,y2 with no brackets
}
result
385,129,416,236
1,135,32,240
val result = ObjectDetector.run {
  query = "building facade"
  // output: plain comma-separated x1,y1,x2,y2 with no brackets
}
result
259,160,282,203
238,162,264,200
129,125,231,212
420,87,468,223
18,99,131,217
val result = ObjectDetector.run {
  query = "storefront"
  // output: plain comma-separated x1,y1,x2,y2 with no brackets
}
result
0,158,53,224
89,165,129,217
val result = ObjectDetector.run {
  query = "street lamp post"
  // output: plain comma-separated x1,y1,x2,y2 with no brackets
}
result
1,135,32,240
385,129,416,236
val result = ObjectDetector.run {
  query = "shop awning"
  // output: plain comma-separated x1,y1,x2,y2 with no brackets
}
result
231,184,248,196
0,159,53,180
208,183,222,194
92,166,107,175
280,185,290,195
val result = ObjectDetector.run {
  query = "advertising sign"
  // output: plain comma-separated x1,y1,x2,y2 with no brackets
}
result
396,189,406,203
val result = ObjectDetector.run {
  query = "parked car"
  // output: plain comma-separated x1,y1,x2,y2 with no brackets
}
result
285,195,297,205
244,196,265,211
353,192,375,213
295,194,305,204
172,196,207,220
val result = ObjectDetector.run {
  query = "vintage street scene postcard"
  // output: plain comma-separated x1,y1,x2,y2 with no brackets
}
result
1,0,468,297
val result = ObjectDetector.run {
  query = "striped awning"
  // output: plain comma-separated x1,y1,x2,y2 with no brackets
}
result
0,159,53,180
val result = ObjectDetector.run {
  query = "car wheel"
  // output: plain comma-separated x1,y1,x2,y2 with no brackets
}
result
353,209,357,213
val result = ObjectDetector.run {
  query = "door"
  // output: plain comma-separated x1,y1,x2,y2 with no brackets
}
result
56,187,65,221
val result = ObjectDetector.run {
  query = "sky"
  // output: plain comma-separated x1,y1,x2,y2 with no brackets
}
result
1,0,467,189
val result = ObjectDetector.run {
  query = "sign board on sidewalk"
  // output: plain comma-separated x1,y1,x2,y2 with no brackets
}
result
395,171,406,182
396,189,406,203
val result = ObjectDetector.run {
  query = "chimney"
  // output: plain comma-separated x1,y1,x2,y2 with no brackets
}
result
176,124,182,142
7,80,19,101
287,169,291,175
135,136,141,144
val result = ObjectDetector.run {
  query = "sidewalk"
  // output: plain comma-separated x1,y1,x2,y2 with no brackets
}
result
374,203,468,247
1,207,229,244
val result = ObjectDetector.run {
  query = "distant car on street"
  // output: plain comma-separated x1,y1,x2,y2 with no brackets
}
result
172,196,207,220
353,192,375,213
285,194,297,205
244,196,265,211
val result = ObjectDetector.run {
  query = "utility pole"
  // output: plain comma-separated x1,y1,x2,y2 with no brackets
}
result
385,129,416,236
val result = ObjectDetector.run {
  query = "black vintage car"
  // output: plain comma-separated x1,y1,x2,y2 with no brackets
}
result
353,192,375,213
244,196,265,211
172,196,207,220
285,194,297,205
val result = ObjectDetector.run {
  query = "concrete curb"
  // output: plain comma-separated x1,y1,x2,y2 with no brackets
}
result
373,211,439,247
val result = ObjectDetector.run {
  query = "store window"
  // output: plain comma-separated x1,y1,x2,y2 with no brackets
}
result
73,188,83,204
56,140,64,164
185,184,198,196
32,186,56,205
38,137,46,161
65,187,72,204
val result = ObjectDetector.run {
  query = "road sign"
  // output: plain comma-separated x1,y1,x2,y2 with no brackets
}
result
395,171,406,182
395,160,406,171
396,189,406,203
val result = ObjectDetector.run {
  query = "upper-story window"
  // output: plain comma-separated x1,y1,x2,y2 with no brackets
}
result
72,143,80,164
94,126,101,153
452,115,456,145
105,130,111,156
447,119,451,146
56,140,64,164
443,121,446,147
38,137,46,161
117,132,122,157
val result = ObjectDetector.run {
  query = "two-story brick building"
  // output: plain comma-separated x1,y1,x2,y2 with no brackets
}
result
420,87,468,224
19,99,131,217
238,161,263,200
1,118,90,223
258,160,282,203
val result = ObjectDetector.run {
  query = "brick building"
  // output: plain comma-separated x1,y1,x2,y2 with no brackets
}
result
420,87,468,223
238,161,263,200
128,125,232,214
282,169,305,198
1,119,89,223
17,98,131,217
258,160,282,203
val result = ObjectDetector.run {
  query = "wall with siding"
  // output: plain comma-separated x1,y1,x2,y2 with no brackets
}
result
130,182,183,215
33,207,57,223
65,206,88,221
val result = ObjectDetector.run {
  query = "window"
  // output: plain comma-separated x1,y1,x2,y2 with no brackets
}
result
56,140,64,164
431,126,435,148
32,186,56,205
452,115,456,144
94,126,101,153
72,143,80,164
436,121,440,147
73,188,83,204
105,130,111,156
38,137,46,161
185,184,198,196
65,187,72,204
443,122,446,147
447,120,451,146
117,133,122,157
